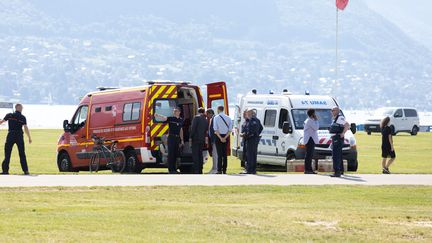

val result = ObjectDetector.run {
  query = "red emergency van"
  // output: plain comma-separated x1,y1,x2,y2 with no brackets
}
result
57,81,229,173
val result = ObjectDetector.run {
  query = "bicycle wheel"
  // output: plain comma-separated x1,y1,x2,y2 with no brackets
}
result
89,151,100,173
110,151,126,173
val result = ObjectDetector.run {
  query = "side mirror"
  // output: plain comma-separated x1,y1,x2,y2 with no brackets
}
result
63,120,71,132
350,123,357,134
282,122,293,134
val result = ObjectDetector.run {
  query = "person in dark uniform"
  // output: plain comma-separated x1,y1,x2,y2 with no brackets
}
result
329,106,349,177
0,104,32,175
380,116,395,174
155,107,184,174
189,107,208,174
244,109,263,174
239,109,249,173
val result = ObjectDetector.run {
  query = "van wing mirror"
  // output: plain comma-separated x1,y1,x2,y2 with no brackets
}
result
350,123,357,134
282,122,293,134
63,120,71,132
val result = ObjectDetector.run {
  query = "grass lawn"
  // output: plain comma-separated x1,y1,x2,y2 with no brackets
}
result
0,186,431,242
0,130,431,174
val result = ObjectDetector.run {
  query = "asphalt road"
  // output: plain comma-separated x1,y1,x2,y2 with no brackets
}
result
0,174,432,187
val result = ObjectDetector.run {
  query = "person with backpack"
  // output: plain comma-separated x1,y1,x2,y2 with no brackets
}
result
213,106,233,174
244,109,263,174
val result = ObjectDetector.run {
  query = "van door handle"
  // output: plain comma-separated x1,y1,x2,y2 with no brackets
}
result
272,136,279,140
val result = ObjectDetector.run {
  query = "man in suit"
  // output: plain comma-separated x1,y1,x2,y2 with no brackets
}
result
189,107,208,174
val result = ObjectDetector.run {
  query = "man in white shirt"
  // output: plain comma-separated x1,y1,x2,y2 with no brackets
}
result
303,109,319,174
213,106,233,174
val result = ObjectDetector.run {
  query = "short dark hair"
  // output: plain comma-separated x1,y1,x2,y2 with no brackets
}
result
15,103,22,109
217,106,224,112
206,108,214,115
307,109,315,117
198,107,205,114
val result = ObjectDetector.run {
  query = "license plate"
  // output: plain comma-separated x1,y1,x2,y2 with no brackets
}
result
370,126,376,129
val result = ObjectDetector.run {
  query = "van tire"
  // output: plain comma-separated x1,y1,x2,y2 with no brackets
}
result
58,152,77,172
411,126,419,136
390,125,396,136
367,131,371,135
124,150,141,174
347,159,358,172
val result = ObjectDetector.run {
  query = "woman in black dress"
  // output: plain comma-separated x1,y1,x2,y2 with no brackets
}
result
380,117,396,174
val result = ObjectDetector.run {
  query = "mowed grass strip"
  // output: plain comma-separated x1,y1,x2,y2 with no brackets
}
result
0,186,431,242
0,129,431,174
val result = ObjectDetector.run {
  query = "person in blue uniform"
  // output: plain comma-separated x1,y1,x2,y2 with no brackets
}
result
0,104,32,175
239,109,249,171
329,106,349,177
244,109,263,174
155,107,184,174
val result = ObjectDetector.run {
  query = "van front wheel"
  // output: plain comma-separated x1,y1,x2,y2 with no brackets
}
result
411,126,419,136
347,159,358,172
124,150,142,174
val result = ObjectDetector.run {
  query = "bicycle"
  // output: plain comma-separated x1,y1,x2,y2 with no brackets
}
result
89,134,126,173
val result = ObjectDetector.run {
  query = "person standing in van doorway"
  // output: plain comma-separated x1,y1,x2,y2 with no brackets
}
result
380,116,396,174
239,109,250,173
303,109,319,174
244,109,263,174
155,108,184,174
329,106,349,177
213,106,233,174
0,104,32,175
189,107,208,174
206,108,218,173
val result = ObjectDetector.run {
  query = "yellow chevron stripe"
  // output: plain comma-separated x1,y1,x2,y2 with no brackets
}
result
162,85,176,98
157,125,169,137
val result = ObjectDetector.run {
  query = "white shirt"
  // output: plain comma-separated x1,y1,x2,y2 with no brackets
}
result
303,118,319,144
213,112,233,135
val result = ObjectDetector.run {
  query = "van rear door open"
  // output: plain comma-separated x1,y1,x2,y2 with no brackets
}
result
148,84,178,150
206,81,230,155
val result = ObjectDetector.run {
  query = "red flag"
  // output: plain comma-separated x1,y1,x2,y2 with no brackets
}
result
336,0,349,10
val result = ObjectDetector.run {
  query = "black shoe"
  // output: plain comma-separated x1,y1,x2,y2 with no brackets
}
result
216,171,222,174
383,168,390,174
239,171,248,174
1,172,9,175
330,172,341,177
341,171,344,175
24,171,30,175
304,171,317,174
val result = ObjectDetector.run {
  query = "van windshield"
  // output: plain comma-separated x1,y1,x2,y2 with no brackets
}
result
291,109,333,130
374,108,394,117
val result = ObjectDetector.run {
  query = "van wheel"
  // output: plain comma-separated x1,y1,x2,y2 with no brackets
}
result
124,150,142,173
367,131,371,135
58,152,77,172
411,126,419,136
390,125,396,135
347,159,358,172
285,152,296,171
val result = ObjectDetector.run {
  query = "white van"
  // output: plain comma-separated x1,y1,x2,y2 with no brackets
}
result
232,91,358,171
364,107,420,135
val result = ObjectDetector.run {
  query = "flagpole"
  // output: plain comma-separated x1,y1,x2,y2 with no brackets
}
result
335,7,339,92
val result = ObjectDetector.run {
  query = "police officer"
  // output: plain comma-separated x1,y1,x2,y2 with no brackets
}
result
329,106,349,177
244,109,263,174
155,107,184,174
0,104,32,175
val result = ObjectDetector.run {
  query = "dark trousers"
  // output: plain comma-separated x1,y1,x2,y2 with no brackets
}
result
332,136,344,173
241,139,247,166
191,141,204,174
167,135,180,174
246,137,259,174
2,131,28,173
304,138,315,172
215,135,228,173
